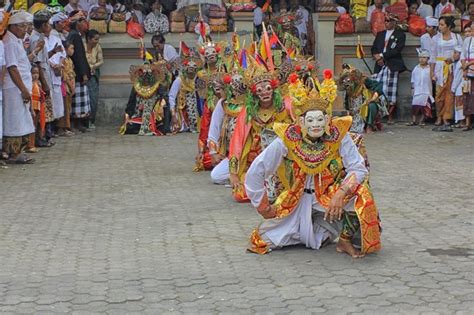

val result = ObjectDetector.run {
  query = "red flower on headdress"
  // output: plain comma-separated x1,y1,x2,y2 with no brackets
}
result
308,64,314,71
199,47,205,55
182,60,189,66
323,69,333,80
223,74,232,84
288,72,298,84
215,45,221,53
251,84,257,94
295,65,302,71
270,79,279,89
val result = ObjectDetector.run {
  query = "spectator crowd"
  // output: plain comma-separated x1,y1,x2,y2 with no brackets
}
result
0,7,104,165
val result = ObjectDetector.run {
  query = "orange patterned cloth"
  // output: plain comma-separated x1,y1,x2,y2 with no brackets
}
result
31,81,46,133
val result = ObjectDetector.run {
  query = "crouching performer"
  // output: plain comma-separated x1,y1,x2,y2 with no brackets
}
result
245,78,381,258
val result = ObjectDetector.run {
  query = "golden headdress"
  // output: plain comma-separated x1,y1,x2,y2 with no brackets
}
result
289,69,337,118
243,56,280,88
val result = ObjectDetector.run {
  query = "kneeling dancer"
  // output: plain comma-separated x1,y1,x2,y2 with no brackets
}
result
245,84,381,258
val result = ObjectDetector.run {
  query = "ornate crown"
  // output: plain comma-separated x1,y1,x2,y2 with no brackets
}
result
289,69,337,117
243,57,280,87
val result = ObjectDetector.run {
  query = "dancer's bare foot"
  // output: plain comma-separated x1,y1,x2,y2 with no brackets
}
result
336,240,365,258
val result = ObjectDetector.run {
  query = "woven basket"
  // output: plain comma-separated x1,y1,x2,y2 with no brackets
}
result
170,10,185,22
108,20,126,33
209,18,227,25
170,21,186,33
89,19,107,34
210,24,227,32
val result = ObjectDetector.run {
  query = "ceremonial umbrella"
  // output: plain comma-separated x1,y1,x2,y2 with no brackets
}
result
177,0,223,10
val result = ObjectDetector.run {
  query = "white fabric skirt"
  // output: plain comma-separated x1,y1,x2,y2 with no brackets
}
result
2,87,35,137
51,84,64,119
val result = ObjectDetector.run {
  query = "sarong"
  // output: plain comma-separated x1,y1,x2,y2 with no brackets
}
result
464,77,474,116
71,83,91,118
435,73,454,121
376,66,399,104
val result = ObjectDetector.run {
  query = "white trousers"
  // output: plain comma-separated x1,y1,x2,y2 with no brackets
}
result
210,158,229,185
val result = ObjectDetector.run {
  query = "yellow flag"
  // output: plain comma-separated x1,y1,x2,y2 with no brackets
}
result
145,51,154,61
259,39,267,60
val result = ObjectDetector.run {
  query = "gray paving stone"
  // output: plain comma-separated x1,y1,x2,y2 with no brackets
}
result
0,125,472,312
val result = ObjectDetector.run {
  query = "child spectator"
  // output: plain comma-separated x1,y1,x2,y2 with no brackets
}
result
409,48,433,126
451,46,465,127
28,64,46,152
420,16,438,55
56,40,76,136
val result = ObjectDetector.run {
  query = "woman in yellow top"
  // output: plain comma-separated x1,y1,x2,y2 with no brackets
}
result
85,29,103,129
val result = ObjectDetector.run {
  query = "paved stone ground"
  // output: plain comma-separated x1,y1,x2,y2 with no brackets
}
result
0,125,473,314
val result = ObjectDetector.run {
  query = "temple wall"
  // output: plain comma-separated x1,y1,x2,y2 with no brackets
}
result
98,15,424,124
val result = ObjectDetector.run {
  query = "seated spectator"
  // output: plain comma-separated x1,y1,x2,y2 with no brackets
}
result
64,0,86,16
434,0,455,18
335,0,348,14
127,1,145,25
462,2,474,22
160,0,176,16
367,0,387,23
144,0,169,34
409,1,419,16
454,0,465,16
417,0,433,18
88,0,113,21
151,33,178,62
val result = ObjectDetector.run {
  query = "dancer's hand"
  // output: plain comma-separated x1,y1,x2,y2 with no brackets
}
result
211,153,223,166
229,174,241,190
259,205,276,219
326,190,346,223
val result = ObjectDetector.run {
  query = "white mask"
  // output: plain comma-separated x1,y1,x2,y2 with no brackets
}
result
300,110,327,139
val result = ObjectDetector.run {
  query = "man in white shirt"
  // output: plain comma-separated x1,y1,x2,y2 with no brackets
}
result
434,0,455,18
3,11,36,164
367,0,387,22
417,0,434,18
420,16,438,56
151,34,178,62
